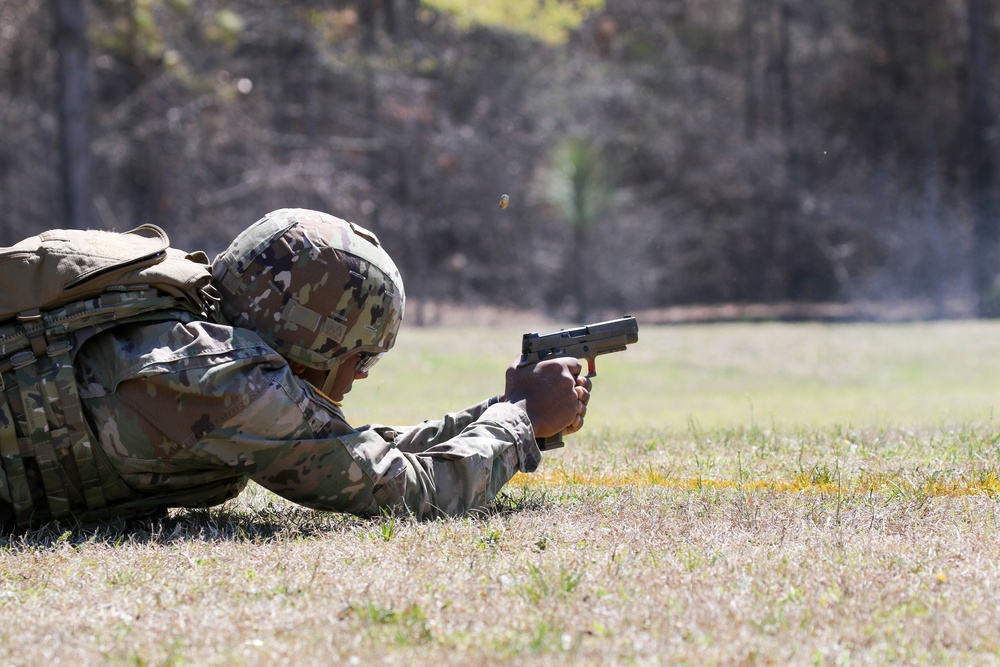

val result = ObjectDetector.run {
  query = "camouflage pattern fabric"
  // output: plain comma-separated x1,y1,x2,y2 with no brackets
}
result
74,318,540,520
212,209,405,373
0,292,221,530
0,209,536,528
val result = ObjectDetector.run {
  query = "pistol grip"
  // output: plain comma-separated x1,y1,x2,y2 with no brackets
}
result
536,432,565,451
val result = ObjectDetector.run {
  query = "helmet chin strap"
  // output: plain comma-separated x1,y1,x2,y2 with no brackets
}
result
320,358,343,396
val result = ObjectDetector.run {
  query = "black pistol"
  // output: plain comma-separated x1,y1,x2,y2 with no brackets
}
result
518,315,639,450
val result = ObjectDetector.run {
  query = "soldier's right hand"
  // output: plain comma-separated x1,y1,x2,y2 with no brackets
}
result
503,357,590,439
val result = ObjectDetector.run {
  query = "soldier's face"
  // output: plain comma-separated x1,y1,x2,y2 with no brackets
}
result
293,352,371,403
324,352,371,402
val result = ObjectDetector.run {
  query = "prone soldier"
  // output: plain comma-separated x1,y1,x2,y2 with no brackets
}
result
0,208,614,533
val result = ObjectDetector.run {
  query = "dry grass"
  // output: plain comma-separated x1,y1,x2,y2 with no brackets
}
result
3,321,1000,665
3,426,1000,666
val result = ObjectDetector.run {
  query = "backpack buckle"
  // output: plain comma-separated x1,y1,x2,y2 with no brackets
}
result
16,309,42,323
46,340,73,357
17,310,47,357
10,350,35,370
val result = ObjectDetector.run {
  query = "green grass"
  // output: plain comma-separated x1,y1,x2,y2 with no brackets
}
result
3,320,1000,666
348,320,1000,430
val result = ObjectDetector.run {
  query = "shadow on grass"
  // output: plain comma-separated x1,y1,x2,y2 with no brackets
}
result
474,487,550,518
0,488,551,550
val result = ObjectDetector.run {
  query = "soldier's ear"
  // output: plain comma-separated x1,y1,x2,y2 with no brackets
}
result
289,362,307,376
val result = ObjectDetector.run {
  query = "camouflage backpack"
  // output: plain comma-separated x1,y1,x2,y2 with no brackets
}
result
0,225,221,530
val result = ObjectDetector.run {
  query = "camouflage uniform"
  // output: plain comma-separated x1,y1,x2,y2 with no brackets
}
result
0,209,542,531
74,312,541,521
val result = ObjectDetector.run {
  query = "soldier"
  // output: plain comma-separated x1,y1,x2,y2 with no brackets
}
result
0,208,589,533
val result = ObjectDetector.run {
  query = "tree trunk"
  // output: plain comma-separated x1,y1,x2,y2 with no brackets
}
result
776,0,796,185
742,0,759,141
51,0,93,229
573,221,589,323
968,0,1000,316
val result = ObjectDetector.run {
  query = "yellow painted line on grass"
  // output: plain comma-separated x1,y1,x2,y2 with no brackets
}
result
510,468,1000,498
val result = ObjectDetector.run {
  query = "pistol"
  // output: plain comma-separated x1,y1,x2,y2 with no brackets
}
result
518,315,639,450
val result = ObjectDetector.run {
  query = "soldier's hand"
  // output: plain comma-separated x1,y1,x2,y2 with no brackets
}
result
503,357,591,439
563,371,592,436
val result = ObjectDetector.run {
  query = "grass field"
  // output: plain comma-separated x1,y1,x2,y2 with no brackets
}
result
2,321,1000,665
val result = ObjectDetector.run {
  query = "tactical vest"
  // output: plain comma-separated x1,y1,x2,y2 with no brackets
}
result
0,225,233,530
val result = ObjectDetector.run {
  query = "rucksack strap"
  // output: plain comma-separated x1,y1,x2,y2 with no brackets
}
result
0,376,27,521
0,289,206,527
0,223,224,529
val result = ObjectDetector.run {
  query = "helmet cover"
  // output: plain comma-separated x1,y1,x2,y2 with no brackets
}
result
212,208,405,372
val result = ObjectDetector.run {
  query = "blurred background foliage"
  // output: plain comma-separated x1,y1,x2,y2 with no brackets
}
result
421,0,605,45
3,0,999,322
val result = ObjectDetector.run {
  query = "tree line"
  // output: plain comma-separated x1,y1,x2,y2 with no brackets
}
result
2,0,998,322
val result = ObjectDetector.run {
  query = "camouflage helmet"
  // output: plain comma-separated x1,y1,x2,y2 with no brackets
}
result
212,208,405,384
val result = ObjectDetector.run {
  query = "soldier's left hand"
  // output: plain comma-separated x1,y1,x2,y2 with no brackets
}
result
562,372,592,436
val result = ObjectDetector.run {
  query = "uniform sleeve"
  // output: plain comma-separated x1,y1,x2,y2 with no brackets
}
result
199,376,541,519
390,397,541,468
78,319,542,520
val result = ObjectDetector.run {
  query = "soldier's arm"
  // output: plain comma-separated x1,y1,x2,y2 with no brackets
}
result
201,375,538,519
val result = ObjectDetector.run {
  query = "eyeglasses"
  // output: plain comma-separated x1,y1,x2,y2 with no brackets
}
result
355,351,383,374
